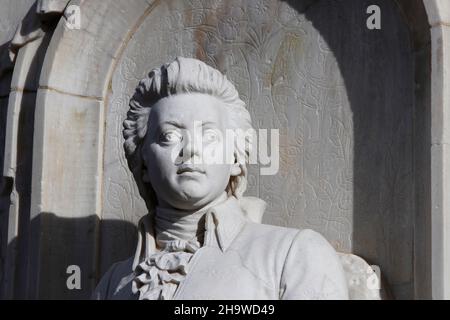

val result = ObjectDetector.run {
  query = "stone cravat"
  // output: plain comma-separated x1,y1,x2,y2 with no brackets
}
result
132,193,228,300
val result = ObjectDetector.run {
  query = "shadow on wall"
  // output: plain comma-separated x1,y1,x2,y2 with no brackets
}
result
284,0,431,299
2,213,137,300
0,5,48,299
0,40,13,302
0,3,135,300
0,0,432,300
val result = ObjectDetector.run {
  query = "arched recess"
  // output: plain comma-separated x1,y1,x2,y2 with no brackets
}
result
26,0,444,299
422,0,450,301
30,0,153,299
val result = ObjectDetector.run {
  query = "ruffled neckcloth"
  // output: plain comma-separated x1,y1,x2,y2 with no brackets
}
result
132,192,229,300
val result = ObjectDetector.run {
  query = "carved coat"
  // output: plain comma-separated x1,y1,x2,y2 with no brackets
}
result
92,196,349,300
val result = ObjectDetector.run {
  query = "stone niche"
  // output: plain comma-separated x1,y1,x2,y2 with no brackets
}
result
103,0,421,299
0,0,433,299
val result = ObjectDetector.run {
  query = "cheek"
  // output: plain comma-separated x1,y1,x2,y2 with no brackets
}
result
146,144,177,172
205,164,232,182
203,140,233,165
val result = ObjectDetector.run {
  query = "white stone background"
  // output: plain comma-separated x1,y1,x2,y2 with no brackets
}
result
102,0,414,299
3,0,450,300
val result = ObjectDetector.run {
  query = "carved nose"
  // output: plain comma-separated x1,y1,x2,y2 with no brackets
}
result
179,133,201,161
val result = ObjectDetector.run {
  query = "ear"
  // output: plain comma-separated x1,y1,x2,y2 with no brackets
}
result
230,161,242,177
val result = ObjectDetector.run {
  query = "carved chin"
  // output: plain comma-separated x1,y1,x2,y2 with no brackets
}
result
176,180,208,201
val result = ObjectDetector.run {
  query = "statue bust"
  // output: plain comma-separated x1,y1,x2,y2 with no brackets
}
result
92,57,349,300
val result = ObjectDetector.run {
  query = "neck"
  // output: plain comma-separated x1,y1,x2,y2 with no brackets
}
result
154,192,229,244
156,191,229,214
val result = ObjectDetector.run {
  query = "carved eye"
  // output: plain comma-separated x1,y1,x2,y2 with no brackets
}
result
203,129,219,143
160,130,183,144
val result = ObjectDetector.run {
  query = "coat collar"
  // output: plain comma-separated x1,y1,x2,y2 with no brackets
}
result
132,195,267,271
206,195,267,251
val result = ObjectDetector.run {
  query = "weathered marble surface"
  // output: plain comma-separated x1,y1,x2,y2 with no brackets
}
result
0,0,38,299
103,0,414,299
0,0,36,85
0,0,440,300
0,0,69,299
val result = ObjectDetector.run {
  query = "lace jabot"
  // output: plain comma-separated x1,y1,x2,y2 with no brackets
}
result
132,193,228,300
131,193,267,300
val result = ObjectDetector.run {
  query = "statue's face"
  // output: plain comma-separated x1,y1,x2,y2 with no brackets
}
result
142,93,240,211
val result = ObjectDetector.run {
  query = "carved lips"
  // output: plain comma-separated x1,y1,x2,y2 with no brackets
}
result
176,164,206,176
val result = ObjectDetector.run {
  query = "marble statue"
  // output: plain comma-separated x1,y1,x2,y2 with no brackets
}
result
92,57,350,300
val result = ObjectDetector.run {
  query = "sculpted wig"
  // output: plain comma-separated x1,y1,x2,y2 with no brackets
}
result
123,57,254,212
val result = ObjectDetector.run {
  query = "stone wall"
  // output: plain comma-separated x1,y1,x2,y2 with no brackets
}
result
102,0,417,299
0,0,39,299
0,0,443,299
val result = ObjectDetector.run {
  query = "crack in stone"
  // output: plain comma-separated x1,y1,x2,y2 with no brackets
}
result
38,85,103,101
